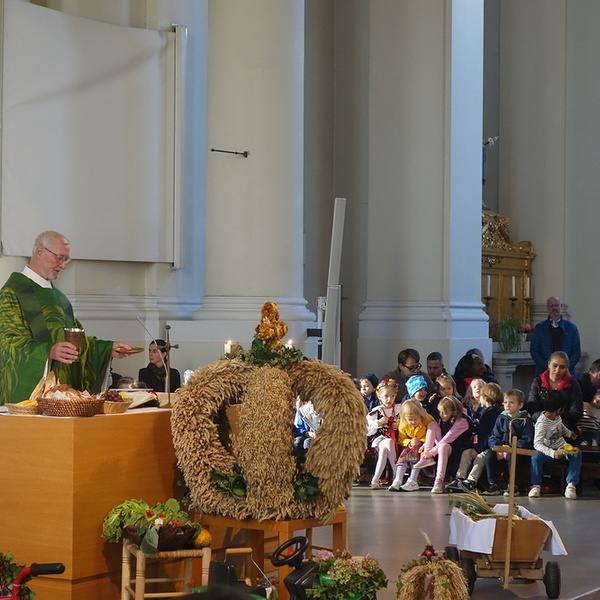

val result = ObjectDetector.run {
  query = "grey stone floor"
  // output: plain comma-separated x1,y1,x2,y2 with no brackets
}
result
327,482,600,600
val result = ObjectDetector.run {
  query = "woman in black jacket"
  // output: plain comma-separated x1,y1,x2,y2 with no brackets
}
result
138,339,181,392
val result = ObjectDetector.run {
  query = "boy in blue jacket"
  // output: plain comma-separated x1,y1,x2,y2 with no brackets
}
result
484,389,534,495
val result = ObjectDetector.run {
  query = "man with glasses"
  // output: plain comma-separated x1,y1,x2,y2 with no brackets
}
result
530,296,581,375
0,230,132,404
381,348,435,401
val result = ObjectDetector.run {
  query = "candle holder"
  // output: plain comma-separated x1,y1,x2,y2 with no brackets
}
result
483,296,493,312
524,296,532,325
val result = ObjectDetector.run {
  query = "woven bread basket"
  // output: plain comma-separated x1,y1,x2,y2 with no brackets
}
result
38,396,103,417
102,399,133,414
7,403,40,415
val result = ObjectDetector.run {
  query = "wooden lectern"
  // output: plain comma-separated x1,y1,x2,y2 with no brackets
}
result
0,409,178,600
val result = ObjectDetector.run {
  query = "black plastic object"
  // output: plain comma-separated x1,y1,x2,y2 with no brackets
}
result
271,536,320,600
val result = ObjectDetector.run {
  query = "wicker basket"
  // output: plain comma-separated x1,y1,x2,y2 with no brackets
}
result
38,396,103,417
6,403,40,415
102,399,133,414
123,524,197,552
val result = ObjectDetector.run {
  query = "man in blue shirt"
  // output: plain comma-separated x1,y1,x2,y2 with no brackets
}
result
530,296,581,374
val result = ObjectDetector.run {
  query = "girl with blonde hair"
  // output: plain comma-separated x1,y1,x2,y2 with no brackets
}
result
389,400,440,492
415,396,474,494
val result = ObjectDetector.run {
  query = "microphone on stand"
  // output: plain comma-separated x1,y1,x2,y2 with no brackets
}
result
163,325,179,404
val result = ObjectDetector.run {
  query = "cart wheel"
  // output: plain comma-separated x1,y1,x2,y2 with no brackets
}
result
543,561,561,599
460,556,477,594
444,546,460,561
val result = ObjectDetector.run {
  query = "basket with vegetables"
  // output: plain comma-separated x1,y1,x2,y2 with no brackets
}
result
101,498,204,554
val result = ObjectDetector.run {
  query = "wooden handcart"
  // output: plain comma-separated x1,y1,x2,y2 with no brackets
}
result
446,434,564,598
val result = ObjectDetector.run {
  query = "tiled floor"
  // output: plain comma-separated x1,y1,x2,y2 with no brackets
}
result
334,483,600,600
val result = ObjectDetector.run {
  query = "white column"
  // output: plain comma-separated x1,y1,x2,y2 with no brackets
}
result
357,1,490,374
498,2,567,324
187,0,316,356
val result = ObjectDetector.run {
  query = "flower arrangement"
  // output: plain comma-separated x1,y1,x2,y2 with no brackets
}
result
520,322,533,341
308,549,388,600
396,534,468,600
101,498,201,554
0,552,33,600
223,302,304,369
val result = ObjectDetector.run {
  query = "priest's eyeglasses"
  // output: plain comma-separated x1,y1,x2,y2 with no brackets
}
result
44,246,71,264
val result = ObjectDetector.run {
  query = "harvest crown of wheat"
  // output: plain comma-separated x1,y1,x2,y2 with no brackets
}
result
171,302,367,522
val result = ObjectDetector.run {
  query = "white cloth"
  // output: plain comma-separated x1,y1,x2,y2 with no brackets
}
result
448,505,567,555
22,266,52,288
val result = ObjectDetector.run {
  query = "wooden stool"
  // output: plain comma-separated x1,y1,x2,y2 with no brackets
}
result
121,540,211,600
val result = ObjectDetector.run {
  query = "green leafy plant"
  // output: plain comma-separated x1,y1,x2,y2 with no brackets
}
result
495,316,522,353
293,470,321,503
308,550,388,600
0,552,33,600
101,498,199,554
448,490,523,521
210,465,247,498
225,338,305,369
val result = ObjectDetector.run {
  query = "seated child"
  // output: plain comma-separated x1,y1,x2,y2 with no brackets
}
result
388,399,440,492
483,388,533,495
462,378,485,420
407,374,440,420
426,374,462,422
414,395,474,494
366,379,400,489
528,390,582,500
445,382,504,493
360,373,380,411
293,398,322,454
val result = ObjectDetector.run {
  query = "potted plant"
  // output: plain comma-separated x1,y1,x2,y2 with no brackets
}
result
101,498,201,554
495,316,522,353
0,552,34,600
307,549,388,600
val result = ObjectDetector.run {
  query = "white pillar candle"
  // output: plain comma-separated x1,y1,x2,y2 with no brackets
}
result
525,276,530,298
486,275,491,297
511,276,516,297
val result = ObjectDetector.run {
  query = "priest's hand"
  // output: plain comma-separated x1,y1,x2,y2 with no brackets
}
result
50,341,79,363
111,342,133,358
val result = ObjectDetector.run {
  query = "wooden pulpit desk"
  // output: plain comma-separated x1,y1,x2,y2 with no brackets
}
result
0,408,178,600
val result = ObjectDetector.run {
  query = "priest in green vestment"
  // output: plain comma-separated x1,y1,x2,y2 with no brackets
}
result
0,231,132,405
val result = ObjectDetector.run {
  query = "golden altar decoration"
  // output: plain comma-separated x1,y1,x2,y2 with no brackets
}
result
482,210,536,338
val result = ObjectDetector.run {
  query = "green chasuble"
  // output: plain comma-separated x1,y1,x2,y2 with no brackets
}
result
0,272,114,405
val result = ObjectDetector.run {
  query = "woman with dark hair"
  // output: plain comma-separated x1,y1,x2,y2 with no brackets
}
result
452,351,497,397
527,350,583,434
138,339,181,392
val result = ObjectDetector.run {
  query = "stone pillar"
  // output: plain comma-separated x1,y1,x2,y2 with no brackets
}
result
357,0,490,374
181,0,316,359
497,2,567,323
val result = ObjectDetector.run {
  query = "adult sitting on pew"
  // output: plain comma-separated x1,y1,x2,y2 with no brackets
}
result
527,350,583,437
452,350,498,398
381,348,435,401
574,358,600,404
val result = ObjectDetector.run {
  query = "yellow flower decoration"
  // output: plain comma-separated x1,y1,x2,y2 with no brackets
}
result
255,302,288,348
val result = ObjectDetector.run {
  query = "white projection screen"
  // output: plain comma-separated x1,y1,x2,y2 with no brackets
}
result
0,0,177,262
